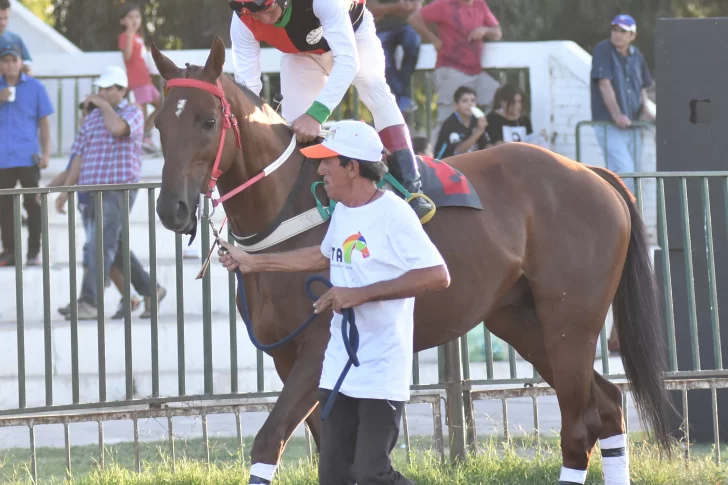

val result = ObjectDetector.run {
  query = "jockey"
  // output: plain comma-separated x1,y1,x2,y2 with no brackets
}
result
228,0,434,222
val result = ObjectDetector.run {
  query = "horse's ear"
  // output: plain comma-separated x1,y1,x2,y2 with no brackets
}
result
202,36,226,81
151,43,181,81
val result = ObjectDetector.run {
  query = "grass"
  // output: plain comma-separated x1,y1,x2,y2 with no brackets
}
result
0,434,727,484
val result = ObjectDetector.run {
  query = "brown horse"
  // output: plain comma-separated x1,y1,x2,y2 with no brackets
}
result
150,38,672,483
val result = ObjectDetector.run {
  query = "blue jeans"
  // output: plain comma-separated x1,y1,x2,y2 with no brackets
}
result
594,124,644,194
80,190,153,306
377,24,421,111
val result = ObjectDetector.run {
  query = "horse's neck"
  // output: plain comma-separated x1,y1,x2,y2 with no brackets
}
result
219,112,305,237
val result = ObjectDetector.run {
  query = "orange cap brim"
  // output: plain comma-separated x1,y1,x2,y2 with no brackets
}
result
300,143,340,159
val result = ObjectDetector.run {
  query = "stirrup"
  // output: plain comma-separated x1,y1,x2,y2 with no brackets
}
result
407,192,436,224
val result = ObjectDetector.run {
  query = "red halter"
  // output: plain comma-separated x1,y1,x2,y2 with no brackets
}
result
164,78,242,198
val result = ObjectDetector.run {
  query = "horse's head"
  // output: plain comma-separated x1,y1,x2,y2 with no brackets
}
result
150,37,238,235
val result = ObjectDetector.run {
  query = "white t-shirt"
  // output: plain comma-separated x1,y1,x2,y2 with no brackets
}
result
319,191,446,401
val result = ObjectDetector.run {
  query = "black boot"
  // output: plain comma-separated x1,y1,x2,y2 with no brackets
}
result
388,149,435,223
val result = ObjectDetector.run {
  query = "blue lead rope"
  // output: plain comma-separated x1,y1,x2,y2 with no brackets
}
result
234,271,359,420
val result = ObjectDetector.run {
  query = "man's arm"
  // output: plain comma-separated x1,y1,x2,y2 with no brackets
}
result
598,79,630,128
407,10,441,49
85,97,130,137
359,265,449,304
219,242,330,273
306,0,360,124
38,117,51,168
230,13,263,96
454,118,487,155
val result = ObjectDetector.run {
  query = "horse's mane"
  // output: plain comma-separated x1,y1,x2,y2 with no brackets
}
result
182,62,287,125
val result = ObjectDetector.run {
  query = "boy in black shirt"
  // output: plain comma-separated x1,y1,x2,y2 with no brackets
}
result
433,86,491,159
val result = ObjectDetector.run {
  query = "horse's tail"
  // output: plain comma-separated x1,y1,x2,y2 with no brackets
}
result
589,165,674,455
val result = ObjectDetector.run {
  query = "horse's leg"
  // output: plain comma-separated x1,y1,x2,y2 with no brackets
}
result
494,276,611,483
304,402,322,451
593,373,630,485
248,341,325,484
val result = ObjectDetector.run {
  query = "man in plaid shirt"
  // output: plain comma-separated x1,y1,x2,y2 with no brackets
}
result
61,65,165,320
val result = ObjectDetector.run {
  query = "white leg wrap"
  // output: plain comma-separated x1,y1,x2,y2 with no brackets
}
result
559,467,587,484
249,462,277,482
600,434,630,485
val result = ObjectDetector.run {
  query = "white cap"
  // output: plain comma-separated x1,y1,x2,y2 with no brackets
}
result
94,66,129,89
300,120,384,163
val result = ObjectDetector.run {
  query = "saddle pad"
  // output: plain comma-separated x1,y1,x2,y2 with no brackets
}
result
417,156,483,210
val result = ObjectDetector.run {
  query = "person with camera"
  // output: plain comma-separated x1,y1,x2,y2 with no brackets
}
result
0,44,52,267
59,65,165,320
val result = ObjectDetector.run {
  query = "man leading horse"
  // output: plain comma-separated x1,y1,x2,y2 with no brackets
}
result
228,0,435,222
218,120,449,484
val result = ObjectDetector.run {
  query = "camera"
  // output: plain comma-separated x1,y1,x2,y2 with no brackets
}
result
79,101,97,112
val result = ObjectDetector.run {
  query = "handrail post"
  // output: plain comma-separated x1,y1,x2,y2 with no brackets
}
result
443,338,466,461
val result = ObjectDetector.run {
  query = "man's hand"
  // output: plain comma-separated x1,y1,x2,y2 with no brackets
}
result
432,38,443,52
218,240,258,273
0,88,11,103
55,193,68,214
291,114,322,143
82,94,108,112
468,26,490,42
614,114,632,129
38,155,50,169
314,287,368,314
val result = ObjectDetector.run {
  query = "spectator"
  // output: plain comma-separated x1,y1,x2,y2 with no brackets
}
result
412,135,433,157
60,65,165,320
433,85,490,159
0,0,31,75
591,14,654,194
486,83,548,146
44,113,143,319
0,44,52,267
119,3,160,154
408,0,501,145
369,0,421,113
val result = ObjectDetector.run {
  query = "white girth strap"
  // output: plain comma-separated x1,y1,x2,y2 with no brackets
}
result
232,208,327,252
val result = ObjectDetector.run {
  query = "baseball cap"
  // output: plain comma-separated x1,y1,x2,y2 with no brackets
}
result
0,45,22,59
300,120,384,163
611,14,636,32
93,66,129,89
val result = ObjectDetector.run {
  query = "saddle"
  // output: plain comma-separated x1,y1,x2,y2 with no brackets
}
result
312,155,483,223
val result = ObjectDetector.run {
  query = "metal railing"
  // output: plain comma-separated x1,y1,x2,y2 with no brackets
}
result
2,168,728,471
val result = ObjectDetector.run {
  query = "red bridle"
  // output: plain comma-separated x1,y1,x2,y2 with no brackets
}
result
164,78,242,201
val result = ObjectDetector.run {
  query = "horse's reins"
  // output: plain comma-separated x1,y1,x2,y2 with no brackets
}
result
164,77,359,420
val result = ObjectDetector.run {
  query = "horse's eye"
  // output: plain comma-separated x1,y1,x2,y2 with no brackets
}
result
203,118,216,129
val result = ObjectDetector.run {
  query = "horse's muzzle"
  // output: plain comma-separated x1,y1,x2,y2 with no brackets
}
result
156,196,197,234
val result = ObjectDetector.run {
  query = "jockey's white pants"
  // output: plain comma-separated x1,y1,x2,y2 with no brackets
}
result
279,9,405,131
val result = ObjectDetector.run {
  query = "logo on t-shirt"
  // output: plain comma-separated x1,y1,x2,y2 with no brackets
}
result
331,232,370,264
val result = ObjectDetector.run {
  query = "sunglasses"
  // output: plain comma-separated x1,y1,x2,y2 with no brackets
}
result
229,0,276,14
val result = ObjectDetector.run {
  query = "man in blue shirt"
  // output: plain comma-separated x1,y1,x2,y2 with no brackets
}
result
0,44,53,267
590,14,654,194
0,0,32,75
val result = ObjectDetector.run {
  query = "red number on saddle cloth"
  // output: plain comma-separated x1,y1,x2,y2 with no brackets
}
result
421,156,471,196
